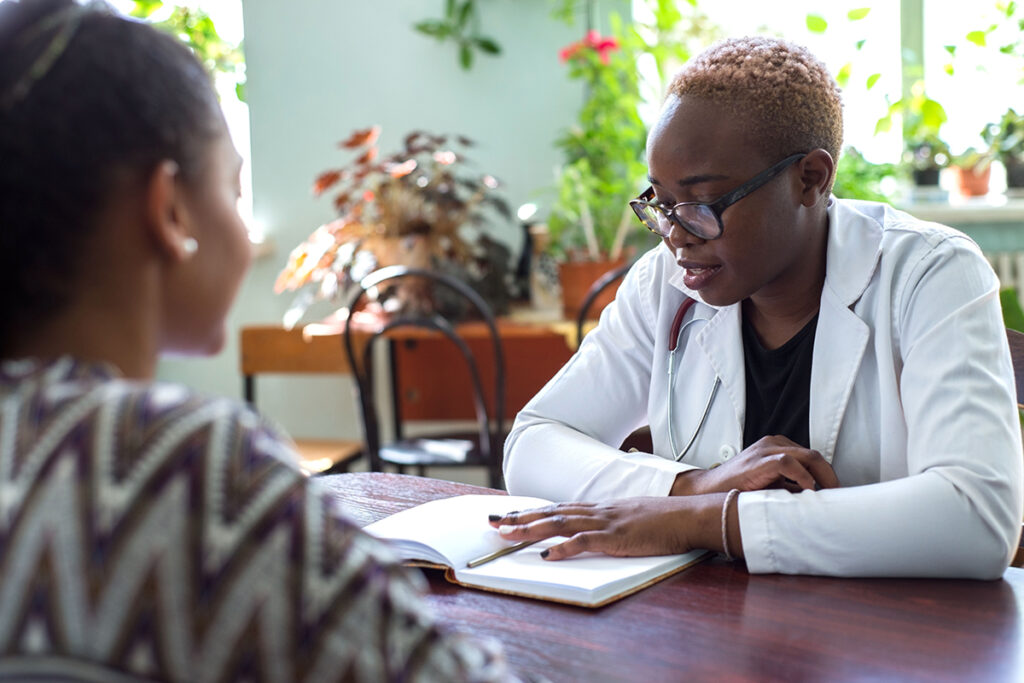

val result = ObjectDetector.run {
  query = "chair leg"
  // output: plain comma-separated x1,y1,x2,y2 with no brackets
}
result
417,465,427,478
489,463,503,491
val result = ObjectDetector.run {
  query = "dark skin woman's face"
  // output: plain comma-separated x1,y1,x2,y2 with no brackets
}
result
646,95,831,318
160,124,251,356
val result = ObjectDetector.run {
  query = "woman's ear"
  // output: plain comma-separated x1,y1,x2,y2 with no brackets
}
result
143,160,196,262
797,149,835,207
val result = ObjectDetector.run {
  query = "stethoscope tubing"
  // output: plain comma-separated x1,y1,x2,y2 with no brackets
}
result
666,297,722,461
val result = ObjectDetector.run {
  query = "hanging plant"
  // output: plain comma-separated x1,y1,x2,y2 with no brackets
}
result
414,0,501,70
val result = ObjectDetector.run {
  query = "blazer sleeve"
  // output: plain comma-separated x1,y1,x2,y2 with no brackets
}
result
739,234,1023,578
503,250,698,502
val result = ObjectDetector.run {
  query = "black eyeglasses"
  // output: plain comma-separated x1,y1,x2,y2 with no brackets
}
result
629,153,807,240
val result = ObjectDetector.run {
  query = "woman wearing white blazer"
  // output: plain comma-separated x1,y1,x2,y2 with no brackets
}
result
494,37,1023,579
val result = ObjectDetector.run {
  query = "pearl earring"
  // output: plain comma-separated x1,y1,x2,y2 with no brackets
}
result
182,237,198,256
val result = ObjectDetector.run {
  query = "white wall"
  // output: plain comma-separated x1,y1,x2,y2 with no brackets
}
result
157,1,623,440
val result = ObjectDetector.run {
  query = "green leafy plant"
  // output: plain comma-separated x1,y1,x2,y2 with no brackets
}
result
954,1,1024,83
982,107,1024,160
129,0,245,101
548,20,647,262
803,8,879,92
548,0,715,262
832,147,897,202
982,107,1024,187
414,0,501,70
1002,288,1024,332
954,146,995,172
875,81,950,184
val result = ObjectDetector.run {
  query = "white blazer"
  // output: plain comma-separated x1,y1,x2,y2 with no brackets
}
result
504,198,1023,578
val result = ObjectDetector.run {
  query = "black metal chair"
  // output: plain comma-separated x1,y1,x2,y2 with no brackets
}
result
574,261,633,350
342,266,506,489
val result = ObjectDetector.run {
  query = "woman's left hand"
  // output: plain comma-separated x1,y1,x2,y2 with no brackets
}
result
488,496,721,561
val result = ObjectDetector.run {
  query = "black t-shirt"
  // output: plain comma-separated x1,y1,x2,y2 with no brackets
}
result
741,314,818,449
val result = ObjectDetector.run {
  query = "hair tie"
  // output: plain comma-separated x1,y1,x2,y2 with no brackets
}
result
0,2,98,110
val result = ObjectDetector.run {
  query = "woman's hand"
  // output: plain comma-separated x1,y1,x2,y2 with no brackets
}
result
670,435,840,496
487,496,722,561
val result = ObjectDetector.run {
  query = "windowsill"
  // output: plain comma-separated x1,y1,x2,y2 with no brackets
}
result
897,194,1024,225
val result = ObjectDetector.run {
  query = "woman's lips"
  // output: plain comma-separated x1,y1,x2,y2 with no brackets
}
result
680,262,721,290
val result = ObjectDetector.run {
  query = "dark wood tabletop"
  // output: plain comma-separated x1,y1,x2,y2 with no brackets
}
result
319,472,1024,683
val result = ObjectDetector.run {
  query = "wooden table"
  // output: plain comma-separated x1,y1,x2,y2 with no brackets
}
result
319,472,1024,683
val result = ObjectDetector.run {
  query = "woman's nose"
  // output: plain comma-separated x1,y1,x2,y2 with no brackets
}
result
667,222,705,249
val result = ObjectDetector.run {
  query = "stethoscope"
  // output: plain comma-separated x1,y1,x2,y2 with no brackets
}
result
666,297,721,461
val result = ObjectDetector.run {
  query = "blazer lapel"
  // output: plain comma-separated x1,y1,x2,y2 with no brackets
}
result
808,199,881,463
809,286,869,463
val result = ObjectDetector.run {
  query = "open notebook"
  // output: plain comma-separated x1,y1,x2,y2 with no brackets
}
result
364,494,709,608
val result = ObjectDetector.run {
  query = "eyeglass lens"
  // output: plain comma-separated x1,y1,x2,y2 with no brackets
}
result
636,203,718,239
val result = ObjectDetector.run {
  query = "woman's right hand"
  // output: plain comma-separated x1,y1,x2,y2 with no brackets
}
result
669,435,839,496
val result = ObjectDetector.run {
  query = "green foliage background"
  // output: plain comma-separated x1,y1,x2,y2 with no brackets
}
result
129,0,245,101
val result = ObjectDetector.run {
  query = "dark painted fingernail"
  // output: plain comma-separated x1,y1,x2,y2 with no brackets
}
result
540,549,550,559
488,514,502,522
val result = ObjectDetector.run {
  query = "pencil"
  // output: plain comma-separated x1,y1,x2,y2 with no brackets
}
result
466,540,540,568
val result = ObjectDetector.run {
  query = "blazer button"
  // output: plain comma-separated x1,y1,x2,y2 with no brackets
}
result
719,444,737,460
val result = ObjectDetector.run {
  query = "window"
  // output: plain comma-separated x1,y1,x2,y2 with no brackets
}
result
633,0,1022,176
108,0,257,238
923,0,1022,154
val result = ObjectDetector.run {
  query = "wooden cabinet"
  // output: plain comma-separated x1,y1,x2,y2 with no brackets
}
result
240,321,576,422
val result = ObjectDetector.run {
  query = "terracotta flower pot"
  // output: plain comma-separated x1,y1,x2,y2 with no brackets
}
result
954,165,991,197
558,257,627,321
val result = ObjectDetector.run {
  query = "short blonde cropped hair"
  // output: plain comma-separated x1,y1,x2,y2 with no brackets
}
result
668,36,843,169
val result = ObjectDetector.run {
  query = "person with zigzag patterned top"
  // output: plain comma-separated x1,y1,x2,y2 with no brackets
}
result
0,2,517,681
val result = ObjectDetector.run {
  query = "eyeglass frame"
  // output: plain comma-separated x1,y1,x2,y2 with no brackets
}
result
629,153,807,240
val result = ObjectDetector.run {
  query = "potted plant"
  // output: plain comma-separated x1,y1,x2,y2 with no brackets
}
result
982,107,1024,193
547,24,649,319
952,146,994,197
547,1,710,319
274,126,512,328
832,146,898,202
876,81,950,192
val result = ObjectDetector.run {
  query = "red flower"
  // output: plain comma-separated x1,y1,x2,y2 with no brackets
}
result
559,41,582,62
585,30,619,64
558,30,619,65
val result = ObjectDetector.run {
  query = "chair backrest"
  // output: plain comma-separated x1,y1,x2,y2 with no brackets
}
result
1007,328,1024,409
575,262,632,350
240,325,351,404
342,266,506,477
